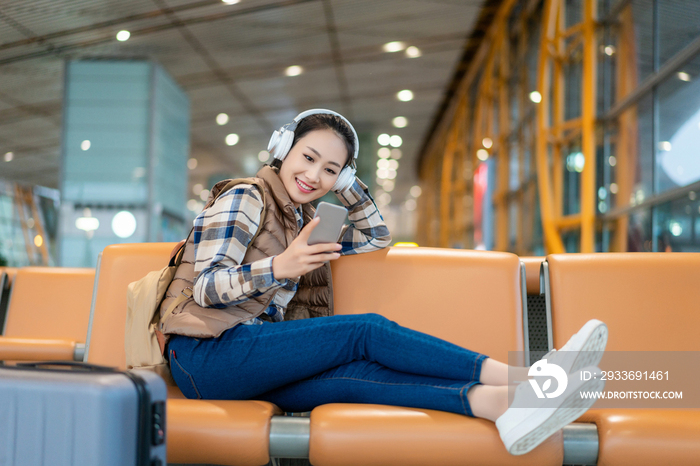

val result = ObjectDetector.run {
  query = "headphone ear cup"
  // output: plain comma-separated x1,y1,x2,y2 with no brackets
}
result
269,128,296,161
332,166,356,192
267,130,281,155
274,128,295,161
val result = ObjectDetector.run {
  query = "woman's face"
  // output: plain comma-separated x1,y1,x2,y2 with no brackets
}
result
278,129,348,207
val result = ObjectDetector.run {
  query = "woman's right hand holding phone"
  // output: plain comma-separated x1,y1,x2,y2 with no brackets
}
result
272,217,342,280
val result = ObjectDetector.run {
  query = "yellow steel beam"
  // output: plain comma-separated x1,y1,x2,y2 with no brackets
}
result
580,0,597,252
439,117,458,248
537,0,566,253
611,3,638,252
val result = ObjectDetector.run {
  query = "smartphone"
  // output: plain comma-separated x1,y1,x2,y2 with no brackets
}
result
307,202,348,245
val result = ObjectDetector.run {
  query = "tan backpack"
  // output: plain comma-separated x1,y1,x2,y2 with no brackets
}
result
125,239,188,385
125,179,267,384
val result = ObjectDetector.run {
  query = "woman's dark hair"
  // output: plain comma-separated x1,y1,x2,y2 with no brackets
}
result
270,113,355,169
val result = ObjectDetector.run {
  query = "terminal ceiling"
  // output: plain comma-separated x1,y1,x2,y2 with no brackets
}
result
0,0,487,205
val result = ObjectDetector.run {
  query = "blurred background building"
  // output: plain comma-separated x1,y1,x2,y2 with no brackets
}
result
1,0,699,267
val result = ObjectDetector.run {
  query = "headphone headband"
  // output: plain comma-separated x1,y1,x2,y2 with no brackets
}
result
288,109,359,163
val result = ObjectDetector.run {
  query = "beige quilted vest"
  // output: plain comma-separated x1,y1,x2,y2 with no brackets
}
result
159,165,333,339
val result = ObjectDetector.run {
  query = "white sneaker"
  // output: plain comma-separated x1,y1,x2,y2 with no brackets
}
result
542,319,608,374
496,366,605,456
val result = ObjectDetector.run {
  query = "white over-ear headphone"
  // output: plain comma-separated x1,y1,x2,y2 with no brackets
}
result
267,108,359,193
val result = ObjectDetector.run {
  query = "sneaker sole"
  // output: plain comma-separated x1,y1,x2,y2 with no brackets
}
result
568,322,608,374
506,376,605,455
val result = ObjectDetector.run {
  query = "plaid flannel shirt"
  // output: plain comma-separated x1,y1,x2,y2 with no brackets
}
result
192,177,391,325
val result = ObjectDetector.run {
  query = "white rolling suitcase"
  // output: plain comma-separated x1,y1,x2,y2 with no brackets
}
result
0,362,167,466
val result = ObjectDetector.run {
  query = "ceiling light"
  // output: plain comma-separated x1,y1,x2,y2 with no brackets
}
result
669,220,683,237
404,199,417,211
610,183,618,194
608,156,616,167
116,30,131,41
377,159,390,170
34,235,43,247
659,141,672,151
216,113,229,125
529,91,542,103
76,217,99,232
376,168,389,179
389,135,402,148
477,149,489,161
678,72,691,82
377,133,391,146
187,158,198,169
81,140,91,151
390,149,402,160
285,65,303,76
383,41,406,53
392,116,408,128
388,159,399,170
410,186,422,197
192,183,203,195
397,90,414,102
226,133,239,146
200,189,210,201
383,180,395,192
112,211,137,238
377,147,391,158
405,46,421,58
4,152,13,162
603,45,616,56
187,199,199,211
482,137,493,149
222,0,240,4
258,150,270,162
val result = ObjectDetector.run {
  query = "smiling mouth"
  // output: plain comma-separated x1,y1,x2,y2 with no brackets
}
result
296,178,316,192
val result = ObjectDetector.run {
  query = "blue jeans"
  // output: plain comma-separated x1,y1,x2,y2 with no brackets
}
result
168,313,488,417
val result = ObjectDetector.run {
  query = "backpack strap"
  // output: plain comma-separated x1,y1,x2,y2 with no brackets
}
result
159,178,269,325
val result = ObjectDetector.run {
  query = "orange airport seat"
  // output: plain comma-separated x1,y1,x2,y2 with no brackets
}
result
85,243,281,466
309,248,562,466
0,267,18,334
0,267,95,362
544,253,700,466
519,256,544,296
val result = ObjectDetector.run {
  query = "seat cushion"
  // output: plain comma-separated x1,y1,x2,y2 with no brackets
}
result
309,404,564,466
578,408,700,466
167,399,282,466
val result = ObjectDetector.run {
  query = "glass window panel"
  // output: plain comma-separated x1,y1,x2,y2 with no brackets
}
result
563,139,582,215
526,17,540,92
562,230,581,252
598,26,617,113
565,0,582,28
509,144,520,190
627,207,653,251
612,94,653,208
654,196,700,252
656,55,700,193
564,58,583,120
623,0,654,83
532,188,545,255
509,200,518,249
658,1,700,71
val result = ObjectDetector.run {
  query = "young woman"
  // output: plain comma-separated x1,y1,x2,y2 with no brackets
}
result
163,109,607,456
